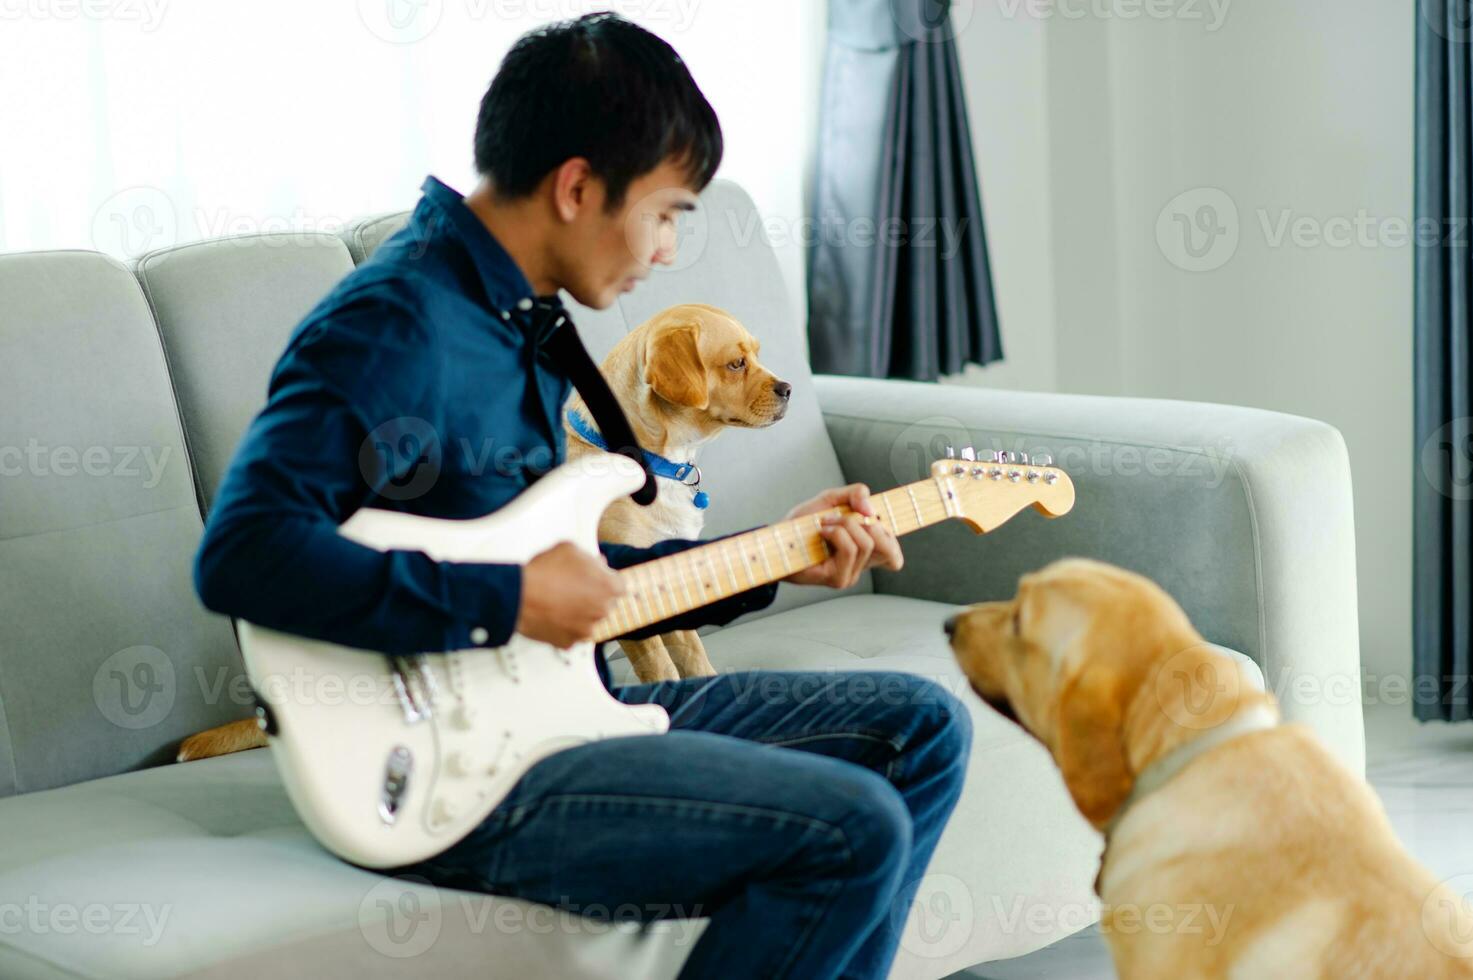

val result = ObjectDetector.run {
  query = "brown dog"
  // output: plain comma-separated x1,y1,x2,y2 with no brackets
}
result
566,302,789,682
176,303,787,762
946,557,1473,980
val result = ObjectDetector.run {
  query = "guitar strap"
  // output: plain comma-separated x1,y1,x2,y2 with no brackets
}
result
535,298,658,507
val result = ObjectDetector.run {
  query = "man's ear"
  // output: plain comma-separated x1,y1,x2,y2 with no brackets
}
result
645,323,708,409
550,157,594,223
1053,653,1136,830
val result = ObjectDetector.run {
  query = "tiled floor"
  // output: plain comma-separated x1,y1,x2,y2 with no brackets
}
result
951,703,1473,979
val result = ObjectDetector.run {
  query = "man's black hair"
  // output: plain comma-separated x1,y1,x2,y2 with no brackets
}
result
474,12,723,210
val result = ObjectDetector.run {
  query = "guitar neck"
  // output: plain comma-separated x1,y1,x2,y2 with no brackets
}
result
592,477,956,643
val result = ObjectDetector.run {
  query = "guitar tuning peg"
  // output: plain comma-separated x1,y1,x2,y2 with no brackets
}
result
960,446,976,461
1032,453,1053,467
944,446,955,459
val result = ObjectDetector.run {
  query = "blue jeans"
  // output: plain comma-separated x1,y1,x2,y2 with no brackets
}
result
388,669,973,979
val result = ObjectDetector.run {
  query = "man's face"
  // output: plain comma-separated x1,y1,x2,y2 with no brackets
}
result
558,157,699,310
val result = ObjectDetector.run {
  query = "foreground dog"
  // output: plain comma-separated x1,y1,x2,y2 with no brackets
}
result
946,558,1473,980
565,302,789,682
177,303,787,762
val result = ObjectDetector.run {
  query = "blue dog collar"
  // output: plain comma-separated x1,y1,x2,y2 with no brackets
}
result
567,410,709,509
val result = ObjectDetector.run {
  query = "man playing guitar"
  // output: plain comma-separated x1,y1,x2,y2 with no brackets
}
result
194,14,972,979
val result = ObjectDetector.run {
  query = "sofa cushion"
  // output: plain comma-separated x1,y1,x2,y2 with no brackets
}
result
135,234,356,510
0,252,244,796
0,592,1107,979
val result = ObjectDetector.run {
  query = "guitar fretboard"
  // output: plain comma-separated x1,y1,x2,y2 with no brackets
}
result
592,477,955,643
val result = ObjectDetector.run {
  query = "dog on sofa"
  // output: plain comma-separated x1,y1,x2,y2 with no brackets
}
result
564,302,790,683
946,557,1473,980
176,302,787,762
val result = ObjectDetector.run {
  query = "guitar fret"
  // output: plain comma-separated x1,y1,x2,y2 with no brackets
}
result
882,493,898,532
737,539,756,585
773,525,793,571
906,485,923,526
677,555,696,608
722,544,741,591
757,536,775,578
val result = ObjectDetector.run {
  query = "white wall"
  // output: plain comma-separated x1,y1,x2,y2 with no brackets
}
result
950,0,1415,682
0,1,823,329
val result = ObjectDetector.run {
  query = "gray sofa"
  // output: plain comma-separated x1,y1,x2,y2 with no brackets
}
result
0,179,1364,979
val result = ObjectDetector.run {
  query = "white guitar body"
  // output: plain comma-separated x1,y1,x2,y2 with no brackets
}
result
238,452,670,869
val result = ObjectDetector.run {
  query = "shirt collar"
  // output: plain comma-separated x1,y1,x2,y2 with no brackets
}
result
418,175,538,317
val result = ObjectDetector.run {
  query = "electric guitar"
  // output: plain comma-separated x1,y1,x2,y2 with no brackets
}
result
239,448,1075,868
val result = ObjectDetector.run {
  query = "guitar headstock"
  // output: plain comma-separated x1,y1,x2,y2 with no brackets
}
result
931,447,1076,533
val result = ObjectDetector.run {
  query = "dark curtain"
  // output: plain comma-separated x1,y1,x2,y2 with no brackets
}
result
1414,0,1473,721
807,0,1002,381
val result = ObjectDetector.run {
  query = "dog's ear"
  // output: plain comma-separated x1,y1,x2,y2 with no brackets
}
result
645,323,708,409
1054,656,1136,829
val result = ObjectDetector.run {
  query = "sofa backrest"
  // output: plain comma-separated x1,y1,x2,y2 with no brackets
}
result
0,252,247,795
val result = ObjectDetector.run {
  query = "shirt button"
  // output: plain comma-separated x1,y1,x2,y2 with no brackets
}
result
470,627,490,646
516,297,533,311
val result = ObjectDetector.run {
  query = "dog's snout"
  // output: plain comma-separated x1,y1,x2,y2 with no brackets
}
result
772,380,792,400
943,614,959,639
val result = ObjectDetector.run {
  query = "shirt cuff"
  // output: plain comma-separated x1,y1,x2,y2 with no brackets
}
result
444,561,522,649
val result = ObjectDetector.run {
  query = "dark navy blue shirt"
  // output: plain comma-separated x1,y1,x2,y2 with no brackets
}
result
194,176,777,683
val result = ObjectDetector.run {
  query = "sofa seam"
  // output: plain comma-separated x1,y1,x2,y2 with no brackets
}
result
133,259,214,527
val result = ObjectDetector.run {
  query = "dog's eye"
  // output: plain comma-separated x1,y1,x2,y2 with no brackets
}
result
727,358,746,372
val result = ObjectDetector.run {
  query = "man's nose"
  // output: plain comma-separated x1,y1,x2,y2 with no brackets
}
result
773,380,792,400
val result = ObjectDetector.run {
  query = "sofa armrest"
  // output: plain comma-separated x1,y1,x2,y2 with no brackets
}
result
815,376,1365,776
